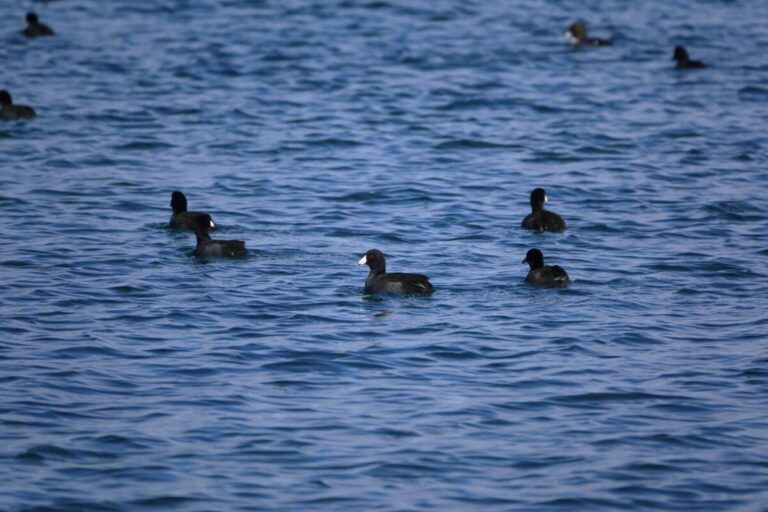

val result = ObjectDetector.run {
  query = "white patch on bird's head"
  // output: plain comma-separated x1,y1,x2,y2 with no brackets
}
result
210,219,216,229
544,195,549,203
358,255,367,265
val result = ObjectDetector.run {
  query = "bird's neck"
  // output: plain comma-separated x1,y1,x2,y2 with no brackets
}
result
195,230,211,245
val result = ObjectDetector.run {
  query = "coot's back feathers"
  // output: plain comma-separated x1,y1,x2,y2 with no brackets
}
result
527,264,570,284
522,188,566,232
358,249,434,295
193,214,246,258
169,191,215,231
368,272,434,294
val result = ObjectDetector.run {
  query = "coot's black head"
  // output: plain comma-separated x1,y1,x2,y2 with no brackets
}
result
522,248,544,269
0,90,11,106
26,12,39,25
530,188,547,209
358,248,386,273
196,213,214,233
565,21,587,41
170,191,188,213
673,45,689,62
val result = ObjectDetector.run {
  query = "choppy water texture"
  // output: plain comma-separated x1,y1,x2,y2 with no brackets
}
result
2,0,768,510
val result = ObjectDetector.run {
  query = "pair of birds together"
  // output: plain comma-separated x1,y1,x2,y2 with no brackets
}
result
1,13,53,121
169,188,570,295
565,21,707,69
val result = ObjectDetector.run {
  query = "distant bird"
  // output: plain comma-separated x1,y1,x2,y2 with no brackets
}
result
565,21,612,46
0,90,36,120
673,45,706,69
522,248,570,286
358,249,434,295
193,214,246,258
522,188,566,232
169,191,215,231
22,12,54,38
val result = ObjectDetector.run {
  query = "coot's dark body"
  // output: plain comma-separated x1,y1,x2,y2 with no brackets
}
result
523,248,570,286
22,12,54,38
358,249,434,295
522,188,566,232
673,46,707,69
0,90,36,120
169,191,215,231
193,214,246,258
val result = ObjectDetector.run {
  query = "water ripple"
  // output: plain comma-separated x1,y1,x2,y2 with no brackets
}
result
2,0,768,511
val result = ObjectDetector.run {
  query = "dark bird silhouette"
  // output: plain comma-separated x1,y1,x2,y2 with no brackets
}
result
522,249,570,286
358,249,434,295
169,191,215,231
0,90,36,120
22,12,54,38
673,45,706,69
522,188,566,232
193,214,246,258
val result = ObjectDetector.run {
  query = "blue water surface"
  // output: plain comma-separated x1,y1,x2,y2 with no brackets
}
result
2,0,768,510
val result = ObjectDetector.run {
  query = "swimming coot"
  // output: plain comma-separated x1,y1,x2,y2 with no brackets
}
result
169,191,215,230
358,249,434,295
522,248,570,286
565,22,612,46
0,90,36,120
673,45,706,69
522,188,566,232
22,12,54,38
193,214,246,258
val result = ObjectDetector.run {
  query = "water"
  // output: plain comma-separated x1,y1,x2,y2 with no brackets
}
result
2,0,768,510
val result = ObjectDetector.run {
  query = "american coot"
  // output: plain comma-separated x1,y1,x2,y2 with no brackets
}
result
522,188,566,232
193,214,246,258
358,249,434,295
169,191,215,230
565,22,612,46
0,90,36,120
673,46,706,69
522,248,570,286
22,12,54,38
